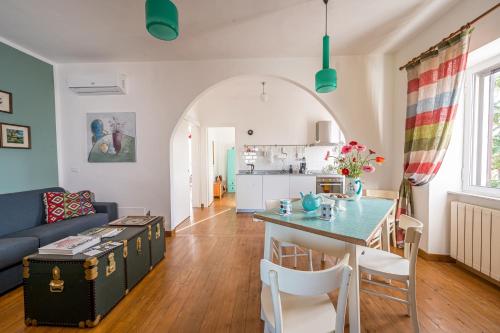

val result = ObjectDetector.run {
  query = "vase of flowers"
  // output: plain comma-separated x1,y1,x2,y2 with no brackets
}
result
331,140,385,200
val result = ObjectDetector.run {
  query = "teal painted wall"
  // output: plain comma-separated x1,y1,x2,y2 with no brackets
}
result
0,42,58,194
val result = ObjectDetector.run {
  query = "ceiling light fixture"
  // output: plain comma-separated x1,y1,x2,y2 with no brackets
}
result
315,0,337,93
145,0,179,41
260,82,269,102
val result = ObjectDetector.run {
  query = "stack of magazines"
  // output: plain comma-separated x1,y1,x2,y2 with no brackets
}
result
79,227,126,239
38,236,100,255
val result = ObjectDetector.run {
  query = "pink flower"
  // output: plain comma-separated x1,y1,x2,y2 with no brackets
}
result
362,165,375,173
341,145,352,154
355,144,366,152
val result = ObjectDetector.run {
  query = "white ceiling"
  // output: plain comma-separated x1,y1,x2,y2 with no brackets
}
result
0,0,459,63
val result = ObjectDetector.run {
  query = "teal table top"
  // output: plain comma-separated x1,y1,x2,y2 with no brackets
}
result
254,197,395,246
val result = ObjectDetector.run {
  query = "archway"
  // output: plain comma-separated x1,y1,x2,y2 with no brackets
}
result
169,74,347,230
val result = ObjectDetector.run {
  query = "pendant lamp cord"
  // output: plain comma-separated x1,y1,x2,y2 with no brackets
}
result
324,0,329,36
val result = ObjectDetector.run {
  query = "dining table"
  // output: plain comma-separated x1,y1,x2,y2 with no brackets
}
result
254,197,396,333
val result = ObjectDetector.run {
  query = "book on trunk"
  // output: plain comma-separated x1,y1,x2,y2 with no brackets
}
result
38,236,100,255
79,227,126,239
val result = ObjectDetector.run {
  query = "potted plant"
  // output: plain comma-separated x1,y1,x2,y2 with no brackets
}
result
330,141,384,200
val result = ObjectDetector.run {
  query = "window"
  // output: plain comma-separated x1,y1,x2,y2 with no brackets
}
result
463,54,500,197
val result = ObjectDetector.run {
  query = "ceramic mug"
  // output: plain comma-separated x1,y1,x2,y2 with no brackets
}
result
279,199,292,216
320,203,335,221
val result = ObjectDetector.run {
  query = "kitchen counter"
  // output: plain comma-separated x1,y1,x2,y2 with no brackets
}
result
237,170,341,177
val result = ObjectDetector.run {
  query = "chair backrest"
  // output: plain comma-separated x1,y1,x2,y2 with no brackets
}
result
364,189,399,200
404,226,422,278
260,255,352,333
265,199,281,210
399,214,424,259
399,214,423,231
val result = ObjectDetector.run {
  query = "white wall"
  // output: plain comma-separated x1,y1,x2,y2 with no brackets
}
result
392,0,500,253
171,119,191,229
56,55,395,230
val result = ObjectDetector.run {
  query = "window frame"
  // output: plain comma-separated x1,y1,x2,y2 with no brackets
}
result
462,53,500,197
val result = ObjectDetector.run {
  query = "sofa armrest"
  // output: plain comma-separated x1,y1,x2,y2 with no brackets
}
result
93,202,118,222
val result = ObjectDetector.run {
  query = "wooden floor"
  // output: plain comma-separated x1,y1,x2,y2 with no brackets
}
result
1,194,499,332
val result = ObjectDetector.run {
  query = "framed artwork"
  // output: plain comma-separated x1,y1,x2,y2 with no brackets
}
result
0,90,13,114
86,112,136,163
0,123,31,149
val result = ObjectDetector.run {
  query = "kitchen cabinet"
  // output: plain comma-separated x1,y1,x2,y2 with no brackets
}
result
289,175,316,198
236,175,263,211
262,175,290,207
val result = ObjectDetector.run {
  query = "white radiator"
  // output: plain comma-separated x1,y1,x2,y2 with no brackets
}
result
450,201,500,281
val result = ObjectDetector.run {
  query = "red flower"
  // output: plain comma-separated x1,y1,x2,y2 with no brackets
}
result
362,165,375,173
355,144,366,152
349,140,358,146
341,145,352,154
369,149,376,154
341,168,350,176
375,156,385,164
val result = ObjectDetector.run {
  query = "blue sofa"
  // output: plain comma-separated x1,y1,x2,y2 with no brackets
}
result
0,187,118,294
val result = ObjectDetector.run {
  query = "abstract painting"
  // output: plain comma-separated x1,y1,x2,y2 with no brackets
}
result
87,112,136,162
0,123,31,149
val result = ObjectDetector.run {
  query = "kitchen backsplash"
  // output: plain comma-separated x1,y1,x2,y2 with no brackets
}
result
239,145,338,172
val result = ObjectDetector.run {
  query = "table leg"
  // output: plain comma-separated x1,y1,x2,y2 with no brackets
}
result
347,243,360,333
263,222,272,261
381,217,390,252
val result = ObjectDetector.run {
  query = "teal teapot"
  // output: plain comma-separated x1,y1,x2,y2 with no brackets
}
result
300,192,322,212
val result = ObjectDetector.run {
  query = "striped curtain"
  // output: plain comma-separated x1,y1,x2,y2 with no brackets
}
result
396,29,472,245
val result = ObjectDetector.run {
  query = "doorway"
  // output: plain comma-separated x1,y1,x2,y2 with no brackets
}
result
206,127,236,207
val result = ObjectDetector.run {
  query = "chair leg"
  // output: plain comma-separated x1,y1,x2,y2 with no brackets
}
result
321,252,326,263
408,278,419,333
293,246,298,268
307,249,313,271
391,227,397,247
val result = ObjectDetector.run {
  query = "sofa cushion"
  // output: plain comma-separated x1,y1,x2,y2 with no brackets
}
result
0,237,38,270
0,187,65,237
5,213,109,247
43,191,96,224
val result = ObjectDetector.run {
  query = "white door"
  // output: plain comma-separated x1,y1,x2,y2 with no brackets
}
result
289,176,316,198
262,175,290,207
171,120,191,229
236,175,263,211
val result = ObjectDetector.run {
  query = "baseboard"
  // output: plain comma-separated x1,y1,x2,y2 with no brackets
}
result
455,262,500,289
164,230,174,237
418,249,455,262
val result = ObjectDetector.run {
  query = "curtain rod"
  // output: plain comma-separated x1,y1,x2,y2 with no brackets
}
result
399,3,500,71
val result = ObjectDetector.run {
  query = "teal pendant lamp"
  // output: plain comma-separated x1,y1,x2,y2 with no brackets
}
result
315,0,337,93
146,0,179,41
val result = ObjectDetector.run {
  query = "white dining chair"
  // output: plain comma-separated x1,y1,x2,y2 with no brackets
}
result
260,254,352,333
358,215,424,333
364,189,399,247
265,200,313,271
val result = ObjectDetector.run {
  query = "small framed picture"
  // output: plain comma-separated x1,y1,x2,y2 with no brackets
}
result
0,90,13,114
0,123,31,149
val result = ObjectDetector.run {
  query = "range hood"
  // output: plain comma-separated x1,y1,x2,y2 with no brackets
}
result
310,121,339,146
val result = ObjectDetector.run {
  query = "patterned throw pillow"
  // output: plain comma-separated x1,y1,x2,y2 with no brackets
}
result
43,191,96,224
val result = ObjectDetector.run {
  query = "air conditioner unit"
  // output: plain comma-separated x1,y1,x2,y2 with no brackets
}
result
67,73,127,95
